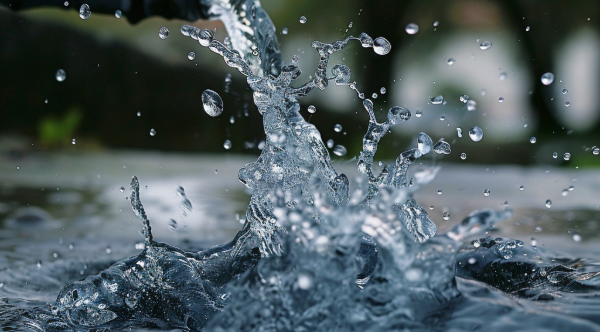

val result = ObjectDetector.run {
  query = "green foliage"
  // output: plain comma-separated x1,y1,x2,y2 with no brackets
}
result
38,108,82,147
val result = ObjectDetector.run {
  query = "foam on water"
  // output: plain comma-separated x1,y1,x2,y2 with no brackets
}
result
2,0,600,331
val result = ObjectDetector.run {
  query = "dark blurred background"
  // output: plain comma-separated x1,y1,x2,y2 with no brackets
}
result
1,0,599,166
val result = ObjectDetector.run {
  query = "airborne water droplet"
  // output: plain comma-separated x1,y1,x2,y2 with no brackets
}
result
333,145,347,157
499,72,507,81
380,87,386,94
168,219,177,231
460,94,469,103
525,26,530,32
498,97,504,103
552,152,558,158
573,234,582,242
159,27,169,39
415,110,422,117
119,186,125,193
433,140,451,155
460,153,467,160
188,52,195,60
56,69,66,82
545,199,552,208
71,138,76,145
405,23,419,35
456,128,463,137
308,105,316,114
373,37,392,55
198,29,214,47
541,72,554,85
149,129,156,136
447,58,456,65
519,185,524,191
479,41,492,50
437,189,443,195
327,139,334,149
202,89,224,117
443,212,450,220
223,140,232,150
562,88,568,94
467,100,476,111
468,126,483,142
565,101,570,107
372,93,378,99
563,152,571,161
431,95,445,105
593,147,600,155
387,106,410,125
530,137,536,144
334,124,342,132
483,189,490,197
79,4,91,19
115,10,122,18
299,16,307,24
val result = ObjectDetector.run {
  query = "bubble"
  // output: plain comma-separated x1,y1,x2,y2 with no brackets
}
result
334,124,342,132
447,58,456,65
545,199,552,208
115,10,122,18
460,153,467,160
405,23,419,35
281,27,288,35
468,126,483,142
530,137,536,144
202,89,224,117
541,72,554,85
456,128,463,137
415,110,422,117
387,106,410,125
467,100,476,111
563,152,571,161
308,105,317,113
71,138,76,145
562,88,568,94
525,26,530,32
79,4,91,19
333,145,347,157
565,101,570,107
498,72,507,81
380,87,386,94
431,95,445,104
327,139,334,149
443,212,450,220
519,185,524,191
552,152,558,158
223,140,232,150
299,16,307,24
158,27,169,39
479,41,492,50
149,129,156,136
483,189,490,197
188,52,195,60
373,37,391,55
593,147,599,155
573,233,582,242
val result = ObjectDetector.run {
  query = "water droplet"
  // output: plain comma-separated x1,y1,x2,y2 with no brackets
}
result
561,189,569,197
405,23,419,35
541,72,554,85
483,189,490,197
439,115,446,121
230,116,235,124
71,138,76,145
562,88,568,94
188,52,195,60
498,72,507,81
223,140,232,150
437,189,443,195
137,112,141,117
545,199,552,208
573,233,582,242
519,185,524,191
480,89,487,96
373,37,391,55
468,257,476,264
431,95,445,104
159,27,169,39
115,9,121,18
55,69,66,82
530,137,536,144
297,271,313,290
308,105,316,113
460,94,469,103
473,239,481,248
333,145,347,156
498,97,504,103
468,126,483,142
553,152,558,158
372,93,378,99
433,140,451,154
119,186,125,193
525,26,530,32
443,212,450,220
327,139,334,149
281,27,288,35
198,29,214,46
380,87,386,94
291,55,299,63
387,106,410,125
149,129,156,136
202,89,224,117
456,128,463,137
565,101,570,107
44,99,48,104
79,4,91,19
105,247,111,254
415,110,422,117
433,21,439,27
334,124,342,132
460,153,467,160
467,100,476,111
563,152,571,161
447,58,456,65
593,147,599,155
299,16,307,24
64,1,68,6
168,219,177,231
479,41,492,50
